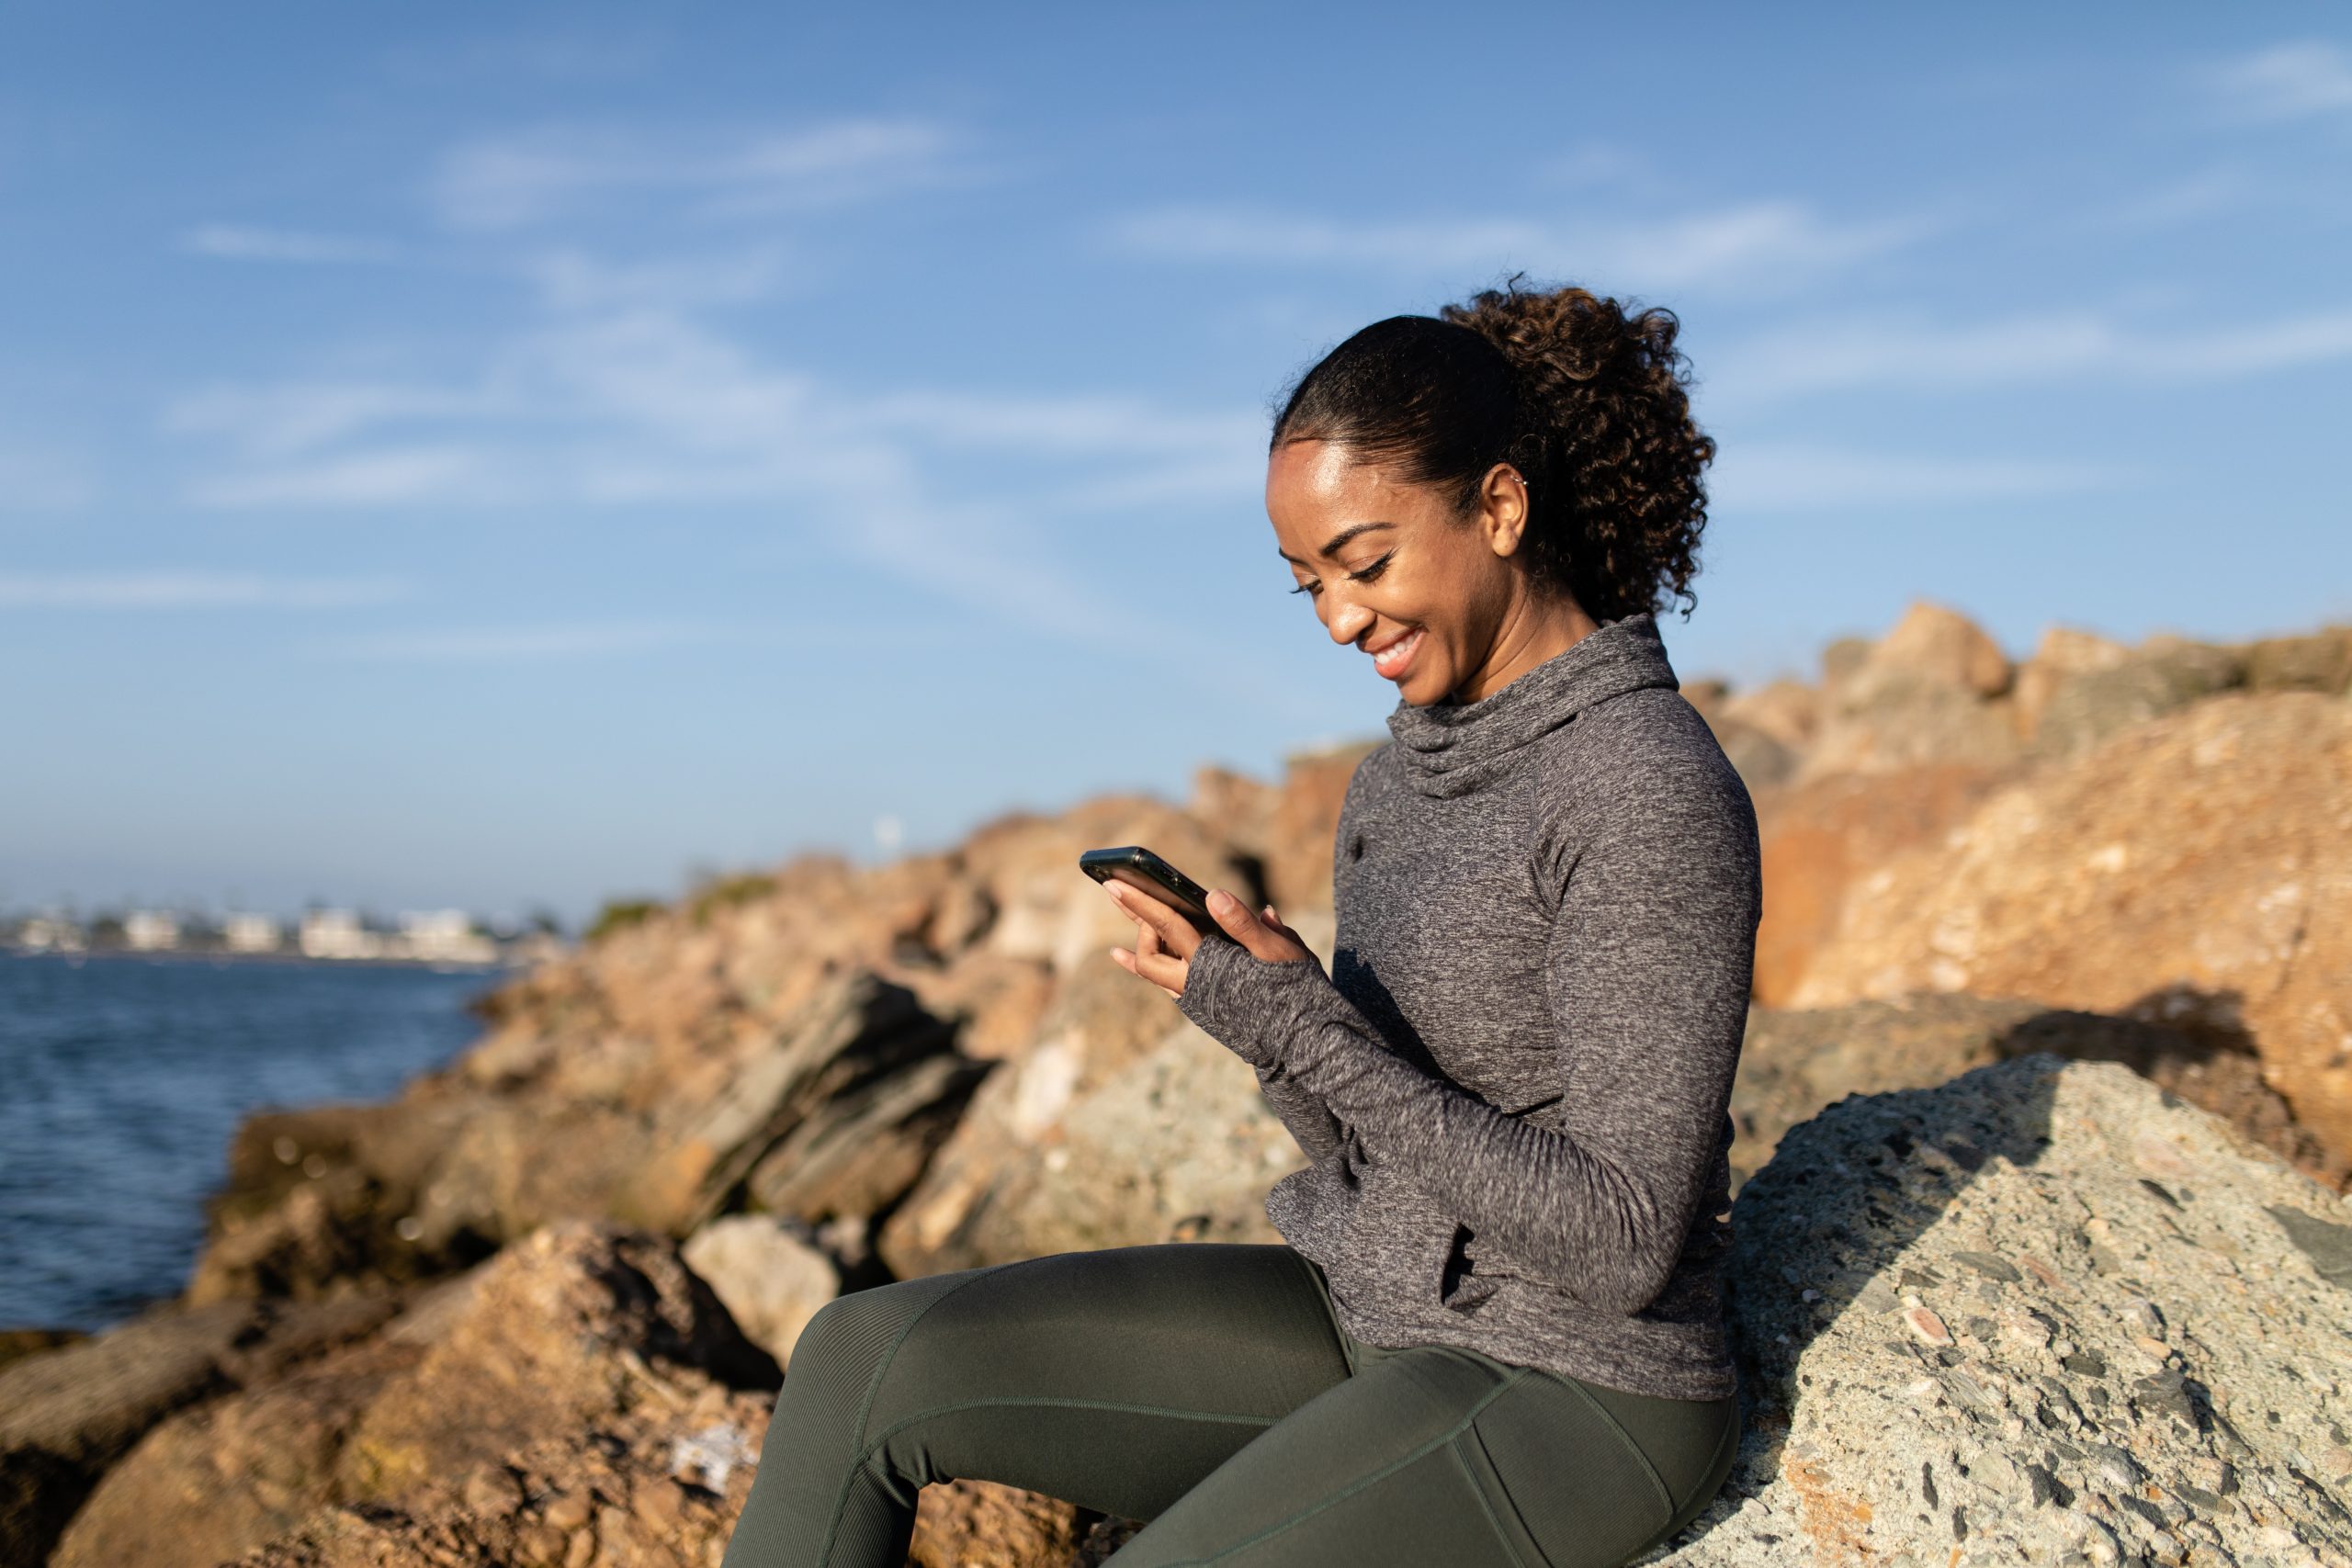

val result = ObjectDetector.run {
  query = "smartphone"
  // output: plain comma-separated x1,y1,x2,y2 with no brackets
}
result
1079,845,1221,936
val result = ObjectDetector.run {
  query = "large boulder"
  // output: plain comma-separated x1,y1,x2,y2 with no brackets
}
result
1748,762,2019,1006
1791,691,2352,1169
1645,1055,2352,1567
334,1224,776,1502
1799,603,2023,780
3,1294,399,1568
55,1224,775,1568
0,1300,257,1567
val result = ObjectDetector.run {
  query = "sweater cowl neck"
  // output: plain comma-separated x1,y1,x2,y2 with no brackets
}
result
1385,611,1680,798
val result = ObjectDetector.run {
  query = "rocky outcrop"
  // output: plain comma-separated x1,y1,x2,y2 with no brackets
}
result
1791,691,2352,1166
1,1294,400,1568
21,600,2352,1566
51,1224,776,1568
1643,1055,2352,1567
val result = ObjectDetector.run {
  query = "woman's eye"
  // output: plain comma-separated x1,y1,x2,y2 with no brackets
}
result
1289,552,1393,597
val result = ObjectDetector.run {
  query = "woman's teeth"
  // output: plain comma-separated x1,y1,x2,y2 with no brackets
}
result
1373,627,1424,678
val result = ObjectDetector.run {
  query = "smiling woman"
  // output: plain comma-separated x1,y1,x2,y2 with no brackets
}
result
721,279,1758,1568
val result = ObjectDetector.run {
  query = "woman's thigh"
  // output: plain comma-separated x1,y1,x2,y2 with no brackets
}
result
1103,1345,1740,1568
721,1242,1351,1567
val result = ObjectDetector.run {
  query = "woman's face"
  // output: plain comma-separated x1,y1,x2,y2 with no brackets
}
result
1266,438,1530,705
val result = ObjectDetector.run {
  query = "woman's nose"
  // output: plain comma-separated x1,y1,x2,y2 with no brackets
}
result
1326,598,1373,645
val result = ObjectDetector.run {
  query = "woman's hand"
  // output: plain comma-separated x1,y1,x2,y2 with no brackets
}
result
1105,882,1316,998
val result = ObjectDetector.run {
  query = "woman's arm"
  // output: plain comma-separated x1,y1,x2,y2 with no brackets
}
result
1175,747,1758,1317
1250,1056,1351,1168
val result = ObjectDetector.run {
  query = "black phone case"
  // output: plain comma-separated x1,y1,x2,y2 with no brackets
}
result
1078,845,1220,935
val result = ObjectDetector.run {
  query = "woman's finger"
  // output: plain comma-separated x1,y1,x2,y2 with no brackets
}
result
1206,887,1302,964
1104,881,1197,961
1130,942,1185,997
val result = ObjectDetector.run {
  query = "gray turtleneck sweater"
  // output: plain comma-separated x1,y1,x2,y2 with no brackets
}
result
1174,612,1759,1402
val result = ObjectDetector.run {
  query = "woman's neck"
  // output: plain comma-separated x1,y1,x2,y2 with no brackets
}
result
1450,592,1602,705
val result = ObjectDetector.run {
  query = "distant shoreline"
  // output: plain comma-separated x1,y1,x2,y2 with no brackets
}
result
0,945,521,974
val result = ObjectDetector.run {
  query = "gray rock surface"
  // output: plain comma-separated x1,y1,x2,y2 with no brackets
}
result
1642,1055,2352,1568
679,1213,841,1369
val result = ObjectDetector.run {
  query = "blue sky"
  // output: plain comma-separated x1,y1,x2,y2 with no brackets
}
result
3,5,2347,929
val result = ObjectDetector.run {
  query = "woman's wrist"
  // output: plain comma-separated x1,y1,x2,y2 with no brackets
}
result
1177,931,1323,1072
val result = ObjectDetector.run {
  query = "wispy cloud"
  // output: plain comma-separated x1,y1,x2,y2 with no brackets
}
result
1709,444,2127,512
1102,198,1942,294
859,389,1261,457
2211,40,2352,121
431,118,968,229
519,243,796,311
0,570,412,608
1705,301,2352,405
181,224,402,265
170,309,1261,515
310,617,768,660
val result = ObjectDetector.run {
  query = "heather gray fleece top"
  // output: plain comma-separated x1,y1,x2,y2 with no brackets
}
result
1175,611,1760,1401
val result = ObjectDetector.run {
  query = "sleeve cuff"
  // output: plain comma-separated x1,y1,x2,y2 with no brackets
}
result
1176,930,1353,1073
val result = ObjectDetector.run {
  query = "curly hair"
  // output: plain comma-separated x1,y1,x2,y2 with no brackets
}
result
1270,275,1715,624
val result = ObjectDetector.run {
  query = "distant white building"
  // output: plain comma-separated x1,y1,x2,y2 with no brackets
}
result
223,912,283,953
125,909,182,951
299,908,379,960
17,917,82,952
393,908,497,964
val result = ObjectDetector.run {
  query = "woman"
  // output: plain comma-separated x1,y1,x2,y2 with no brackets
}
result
720,278,1759,1568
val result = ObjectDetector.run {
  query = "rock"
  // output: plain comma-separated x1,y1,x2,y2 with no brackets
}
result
1790,691,2352,1171
222,1394,776,1568
907,1477,1090,1568
51,1334,422,1568
2266,1204,2352,1289
2027,634,2246,759
1799,603,2023,779
1856,600,2016,699
679,1215,841,1369
1748,762,2019,1005
1730,993,2345,1194
335,1223,777,1501
1719,678,1823,756
2243,626,2352,697
879,1012,1300,1277
0,1327,85,1373
1639,1056,2352,1565
0,1299,256,1567
2011,624,2131,741
63,1224,778,1568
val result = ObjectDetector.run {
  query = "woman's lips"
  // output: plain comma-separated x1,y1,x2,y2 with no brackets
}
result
1371,626,1425,681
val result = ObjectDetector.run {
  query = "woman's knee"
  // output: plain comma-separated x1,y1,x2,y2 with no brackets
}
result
776,1267,995,1449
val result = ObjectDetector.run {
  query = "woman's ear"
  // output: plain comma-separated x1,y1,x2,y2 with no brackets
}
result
1480,462,1530,557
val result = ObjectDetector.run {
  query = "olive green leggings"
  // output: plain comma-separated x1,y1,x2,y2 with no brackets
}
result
718,1243,1739,1567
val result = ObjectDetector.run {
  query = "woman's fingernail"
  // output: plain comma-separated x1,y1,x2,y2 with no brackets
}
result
1209,889,1234,915
1106,884,1125,902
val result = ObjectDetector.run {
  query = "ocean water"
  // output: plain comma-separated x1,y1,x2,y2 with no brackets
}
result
0,951,499,1330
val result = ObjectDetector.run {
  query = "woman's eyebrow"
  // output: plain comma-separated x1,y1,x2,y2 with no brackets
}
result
1277,520,1397,565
